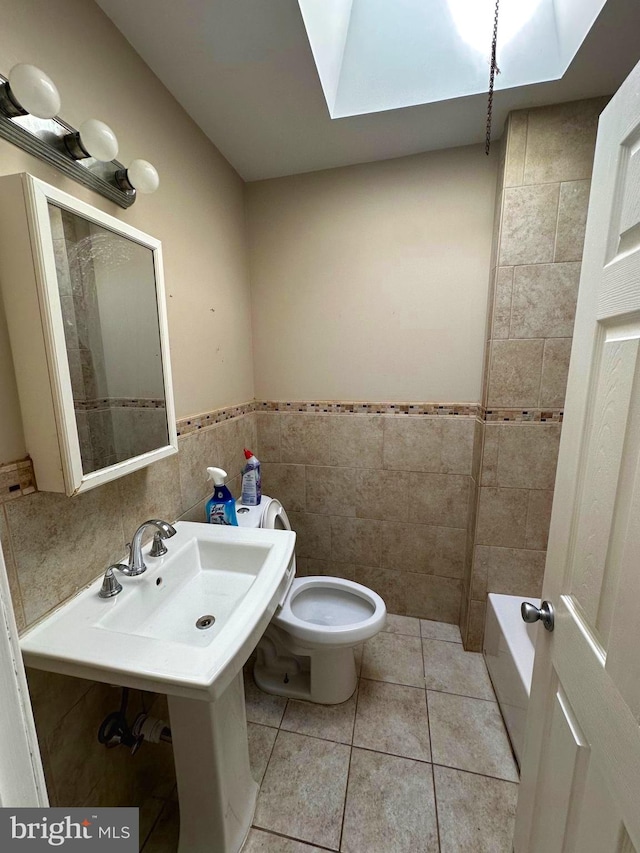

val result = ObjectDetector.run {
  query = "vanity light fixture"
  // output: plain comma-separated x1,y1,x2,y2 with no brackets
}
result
0,61,158,207
0,63,61,119
115,159,160,194
64,118,119,162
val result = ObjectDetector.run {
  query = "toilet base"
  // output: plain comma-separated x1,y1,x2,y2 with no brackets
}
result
254,625,358,704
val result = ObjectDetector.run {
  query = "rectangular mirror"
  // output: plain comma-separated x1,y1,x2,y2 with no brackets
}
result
0,174,177,495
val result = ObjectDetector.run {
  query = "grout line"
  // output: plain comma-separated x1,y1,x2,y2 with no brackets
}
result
426,690,443,852
425,686,498,705
432,761,519,786
338,677,360,850
349,742,432,767
249,826,336,851
256,720,281,791
420,633,463,645
272,722,355,748
431,762,442,852
141,797,173,852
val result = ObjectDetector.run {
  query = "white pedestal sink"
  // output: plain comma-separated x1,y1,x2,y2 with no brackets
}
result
20,522,296,853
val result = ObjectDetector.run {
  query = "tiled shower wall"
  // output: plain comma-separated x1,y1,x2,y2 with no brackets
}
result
459,98,607,650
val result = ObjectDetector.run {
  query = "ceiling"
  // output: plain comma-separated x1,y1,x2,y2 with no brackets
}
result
95,0,640,181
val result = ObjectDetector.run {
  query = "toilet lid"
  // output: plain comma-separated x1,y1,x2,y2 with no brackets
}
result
261,498,292,531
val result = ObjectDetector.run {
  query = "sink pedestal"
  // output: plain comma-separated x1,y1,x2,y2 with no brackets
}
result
168,672,258,853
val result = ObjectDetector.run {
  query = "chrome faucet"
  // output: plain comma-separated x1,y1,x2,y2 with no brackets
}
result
99,519,177,598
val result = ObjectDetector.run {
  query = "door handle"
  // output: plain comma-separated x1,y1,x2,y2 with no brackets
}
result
521,600,555,632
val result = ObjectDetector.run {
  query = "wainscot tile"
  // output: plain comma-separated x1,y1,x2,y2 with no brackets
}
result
382,521,465,577
540,338,572,408
255,412,281,462
476,486,529,548
177,428,220,511
329,415,383,468
260,462,306,511
404,573,462,623
287,510,331,560
355,566,406,615
407,473,470,529
353,468,409,521
476,544,547,597
330,516,381,566
280,414,331,466
306,466,356,516
487,339,544,408
526,489,554,551
496,423,561,489
6,484,125,626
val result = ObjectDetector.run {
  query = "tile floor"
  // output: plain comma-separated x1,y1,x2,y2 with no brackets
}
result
142,615,518,852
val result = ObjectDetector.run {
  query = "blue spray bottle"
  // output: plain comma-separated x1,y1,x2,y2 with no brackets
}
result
206,467,238,525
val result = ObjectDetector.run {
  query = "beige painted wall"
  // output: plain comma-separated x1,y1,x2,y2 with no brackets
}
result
246,145,498,403
0,0,254,465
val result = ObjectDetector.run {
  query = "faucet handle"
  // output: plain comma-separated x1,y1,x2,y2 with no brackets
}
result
99,566,123,598
149,531,168,558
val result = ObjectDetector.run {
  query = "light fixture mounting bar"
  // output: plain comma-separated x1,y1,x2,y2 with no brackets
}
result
0,73,134,209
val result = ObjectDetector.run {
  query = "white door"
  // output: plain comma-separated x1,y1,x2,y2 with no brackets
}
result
514,61,640,851
0,544,48,807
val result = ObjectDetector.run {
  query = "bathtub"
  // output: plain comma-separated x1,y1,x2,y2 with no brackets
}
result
483,593,541,769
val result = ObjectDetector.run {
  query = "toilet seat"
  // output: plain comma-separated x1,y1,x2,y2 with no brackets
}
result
274,576,386,646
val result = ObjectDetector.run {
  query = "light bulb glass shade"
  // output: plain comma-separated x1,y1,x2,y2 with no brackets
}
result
78,119,119,161
8,63,61,119
127,159,159,194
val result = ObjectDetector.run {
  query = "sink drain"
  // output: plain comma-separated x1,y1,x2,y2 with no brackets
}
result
196,615,216,630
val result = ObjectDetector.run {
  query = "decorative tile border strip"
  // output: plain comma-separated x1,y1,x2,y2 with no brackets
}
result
176,401,256,437
1,401,566,500
484,408,564,423
0,458,36,503
256,400,482,417
75,397,166,411
177,400,565,436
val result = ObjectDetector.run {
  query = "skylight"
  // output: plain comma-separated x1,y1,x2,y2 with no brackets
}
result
298,0,608,118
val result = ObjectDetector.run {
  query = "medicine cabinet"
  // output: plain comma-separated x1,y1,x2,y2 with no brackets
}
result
0,173,177,495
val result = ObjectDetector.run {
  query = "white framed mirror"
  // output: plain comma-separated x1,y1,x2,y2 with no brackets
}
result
0,173,177,495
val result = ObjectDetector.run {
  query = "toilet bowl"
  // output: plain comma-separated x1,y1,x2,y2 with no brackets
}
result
237,496,386,704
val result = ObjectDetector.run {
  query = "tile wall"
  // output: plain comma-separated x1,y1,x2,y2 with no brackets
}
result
459,98,607,650
0,412,255,813
255,410,478,624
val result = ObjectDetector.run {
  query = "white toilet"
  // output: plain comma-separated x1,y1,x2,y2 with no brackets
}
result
237,496,386,704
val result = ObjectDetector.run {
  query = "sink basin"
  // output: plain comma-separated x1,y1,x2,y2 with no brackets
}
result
21,521,296,701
